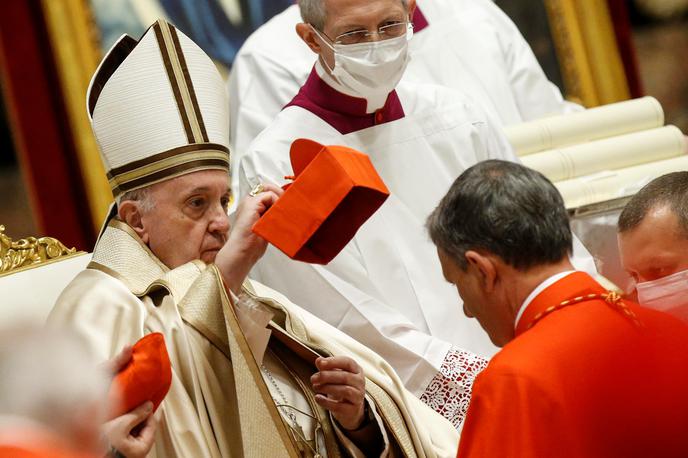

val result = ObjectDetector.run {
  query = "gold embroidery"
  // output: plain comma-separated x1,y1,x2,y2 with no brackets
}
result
108,150,229,191
106,143,229,179
156,20,205,143
245,285,414,456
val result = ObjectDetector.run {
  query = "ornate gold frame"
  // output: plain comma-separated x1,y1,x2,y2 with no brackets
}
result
40,0,111,233
544,0,631,107
0,225,86,277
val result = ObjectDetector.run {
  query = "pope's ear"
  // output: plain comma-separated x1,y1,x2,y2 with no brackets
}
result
296,23,321,54
118,200,149,244
465,250,497,293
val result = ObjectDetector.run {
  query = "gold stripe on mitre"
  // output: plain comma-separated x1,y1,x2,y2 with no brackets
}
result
108,143,230,196
153,19,208,144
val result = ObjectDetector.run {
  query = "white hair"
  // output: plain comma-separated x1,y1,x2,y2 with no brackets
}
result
0,326,109,441
299,0,409,30
118,185,156,213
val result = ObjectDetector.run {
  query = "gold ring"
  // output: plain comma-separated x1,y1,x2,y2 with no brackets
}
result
249,183,265,197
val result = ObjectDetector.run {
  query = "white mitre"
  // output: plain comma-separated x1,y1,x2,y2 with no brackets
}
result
87,19,230,199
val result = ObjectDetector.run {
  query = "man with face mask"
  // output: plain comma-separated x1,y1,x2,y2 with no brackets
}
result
228,0,580,191
428,160,688,458
238,0,597,430
617,172,688,322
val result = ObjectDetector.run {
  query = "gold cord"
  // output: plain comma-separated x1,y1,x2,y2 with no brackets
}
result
527,291,643,330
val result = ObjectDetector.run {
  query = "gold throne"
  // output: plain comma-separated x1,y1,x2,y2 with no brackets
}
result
0,226,90,326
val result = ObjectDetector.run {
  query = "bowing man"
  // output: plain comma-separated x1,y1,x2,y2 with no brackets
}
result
427,160,688,458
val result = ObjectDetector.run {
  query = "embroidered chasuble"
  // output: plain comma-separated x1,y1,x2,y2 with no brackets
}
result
49,220,459,457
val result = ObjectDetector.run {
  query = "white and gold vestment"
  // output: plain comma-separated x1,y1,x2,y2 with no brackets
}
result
50,220,459,457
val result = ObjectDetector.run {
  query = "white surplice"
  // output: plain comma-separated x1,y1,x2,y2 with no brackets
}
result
239,63,517,397
228,0,581,196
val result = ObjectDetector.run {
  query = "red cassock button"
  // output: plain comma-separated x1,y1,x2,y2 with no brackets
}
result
375,111,384,123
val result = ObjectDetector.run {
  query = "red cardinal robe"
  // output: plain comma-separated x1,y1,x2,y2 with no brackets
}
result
457,271,688,458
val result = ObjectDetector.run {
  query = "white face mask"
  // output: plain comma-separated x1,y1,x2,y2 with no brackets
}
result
636,268,688,322
314,25,412,107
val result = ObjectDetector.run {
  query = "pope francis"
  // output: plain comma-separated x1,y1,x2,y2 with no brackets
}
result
48,20,458,458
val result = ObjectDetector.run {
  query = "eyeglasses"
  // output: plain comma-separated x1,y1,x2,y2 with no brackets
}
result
320,21,412,45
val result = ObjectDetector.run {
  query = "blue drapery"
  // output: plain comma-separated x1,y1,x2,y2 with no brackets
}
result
160,0,293,67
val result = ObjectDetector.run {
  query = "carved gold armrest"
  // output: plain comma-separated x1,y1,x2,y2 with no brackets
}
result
0,225,84,276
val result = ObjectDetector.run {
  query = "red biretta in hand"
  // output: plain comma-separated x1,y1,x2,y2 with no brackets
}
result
106,333,172,420
252,139,389,264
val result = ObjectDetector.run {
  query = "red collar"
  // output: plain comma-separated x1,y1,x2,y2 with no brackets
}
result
515,272,607,336
413,6,429,32
281,3,432,135
285,67,405,134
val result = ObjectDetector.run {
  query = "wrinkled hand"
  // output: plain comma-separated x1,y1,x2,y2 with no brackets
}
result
102,402,157,458
216,183,283,293
311,356,366,430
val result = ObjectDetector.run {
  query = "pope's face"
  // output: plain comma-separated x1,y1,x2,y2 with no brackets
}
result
138,169,231,269
317,0,410,69
618,205,688,284
438,248,513,347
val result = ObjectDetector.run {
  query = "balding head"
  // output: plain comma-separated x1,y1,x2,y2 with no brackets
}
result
299,0,409,30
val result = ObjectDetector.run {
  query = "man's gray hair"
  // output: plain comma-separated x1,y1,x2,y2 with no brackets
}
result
618,171,688,236
299,0,409,31
427,160,573,271
119,186,156,213
0,326,108,440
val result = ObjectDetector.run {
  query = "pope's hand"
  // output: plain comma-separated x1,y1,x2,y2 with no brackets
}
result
215,183,283,293
311,356,367,430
